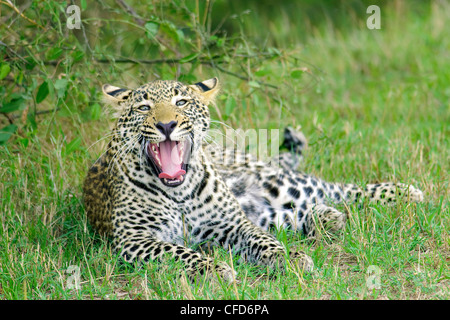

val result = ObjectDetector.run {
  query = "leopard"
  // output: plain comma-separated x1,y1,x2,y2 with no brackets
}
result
83,77,424,282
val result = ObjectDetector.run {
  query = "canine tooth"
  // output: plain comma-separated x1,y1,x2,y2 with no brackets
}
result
179,141,184,156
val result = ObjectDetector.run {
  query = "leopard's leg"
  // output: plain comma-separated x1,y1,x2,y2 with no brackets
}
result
282,126,308,155
227,168,347,241
114,232,235,282
275,126,308,171
232,219,314,272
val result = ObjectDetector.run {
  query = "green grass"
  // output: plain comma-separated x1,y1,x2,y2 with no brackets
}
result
0,0,449,299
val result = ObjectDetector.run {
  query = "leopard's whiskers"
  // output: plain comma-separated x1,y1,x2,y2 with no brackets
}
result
91,132,129,167
107,135,140,174
86,132,116,151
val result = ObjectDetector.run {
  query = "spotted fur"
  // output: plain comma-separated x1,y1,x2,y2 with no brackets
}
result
214,130,423,236
83,78,423,281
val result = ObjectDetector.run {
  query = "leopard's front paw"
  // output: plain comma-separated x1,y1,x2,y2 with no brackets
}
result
185,259,235,283
214,261,236,284
261,248,313,273
289,250,314,273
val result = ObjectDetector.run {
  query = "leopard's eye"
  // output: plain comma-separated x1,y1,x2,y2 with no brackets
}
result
137,105,150,111
176,99,188,107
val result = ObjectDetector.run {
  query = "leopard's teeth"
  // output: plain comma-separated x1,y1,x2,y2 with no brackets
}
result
164,178,181,185
179,142,184,158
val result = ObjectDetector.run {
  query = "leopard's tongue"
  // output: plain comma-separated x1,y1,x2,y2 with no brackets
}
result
158,140,186,179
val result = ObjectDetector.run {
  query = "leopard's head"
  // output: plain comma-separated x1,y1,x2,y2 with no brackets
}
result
102,78,220,187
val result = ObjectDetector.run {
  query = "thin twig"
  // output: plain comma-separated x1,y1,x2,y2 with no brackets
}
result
2,112,14,124
115,0,145,25
0,40,30,64
95,57,183,65
8,107,60,120
0,0,45,29
93,56,279,89
72,0,93,55
213,64,279,89
41,55,280,89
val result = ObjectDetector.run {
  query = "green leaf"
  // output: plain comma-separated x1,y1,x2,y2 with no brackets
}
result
0,63,11,80
27,112,37,131
80,0,87,10
0,96,26,113
15,69,24,85
241,99,247,111
64,137,82,155
36,81,49,103
254,68,270,77
25,57,37,70
268,47,281,56
71,50,84,63
54,79,68,99
290,69,304,79
18,137,29,148
179,53,199,63
225,96,237,116
145,22,159,38
0,124,18,144
160,22,183,44
46,47,63,61
216,37,225,47
176,29,185,44
90,103,102,121
248,81,260,88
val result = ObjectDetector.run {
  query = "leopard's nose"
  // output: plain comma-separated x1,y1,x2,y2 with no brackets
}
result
155,121,178,138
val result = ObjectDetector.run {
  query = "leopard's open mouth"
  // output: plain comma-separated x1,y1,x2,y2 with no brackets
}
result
144,139,192,187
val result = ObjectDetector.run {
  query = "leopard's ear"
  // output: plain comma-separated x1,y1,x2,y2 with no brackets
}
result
189,77,220,105
102,84,133,117
102,84,132,103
